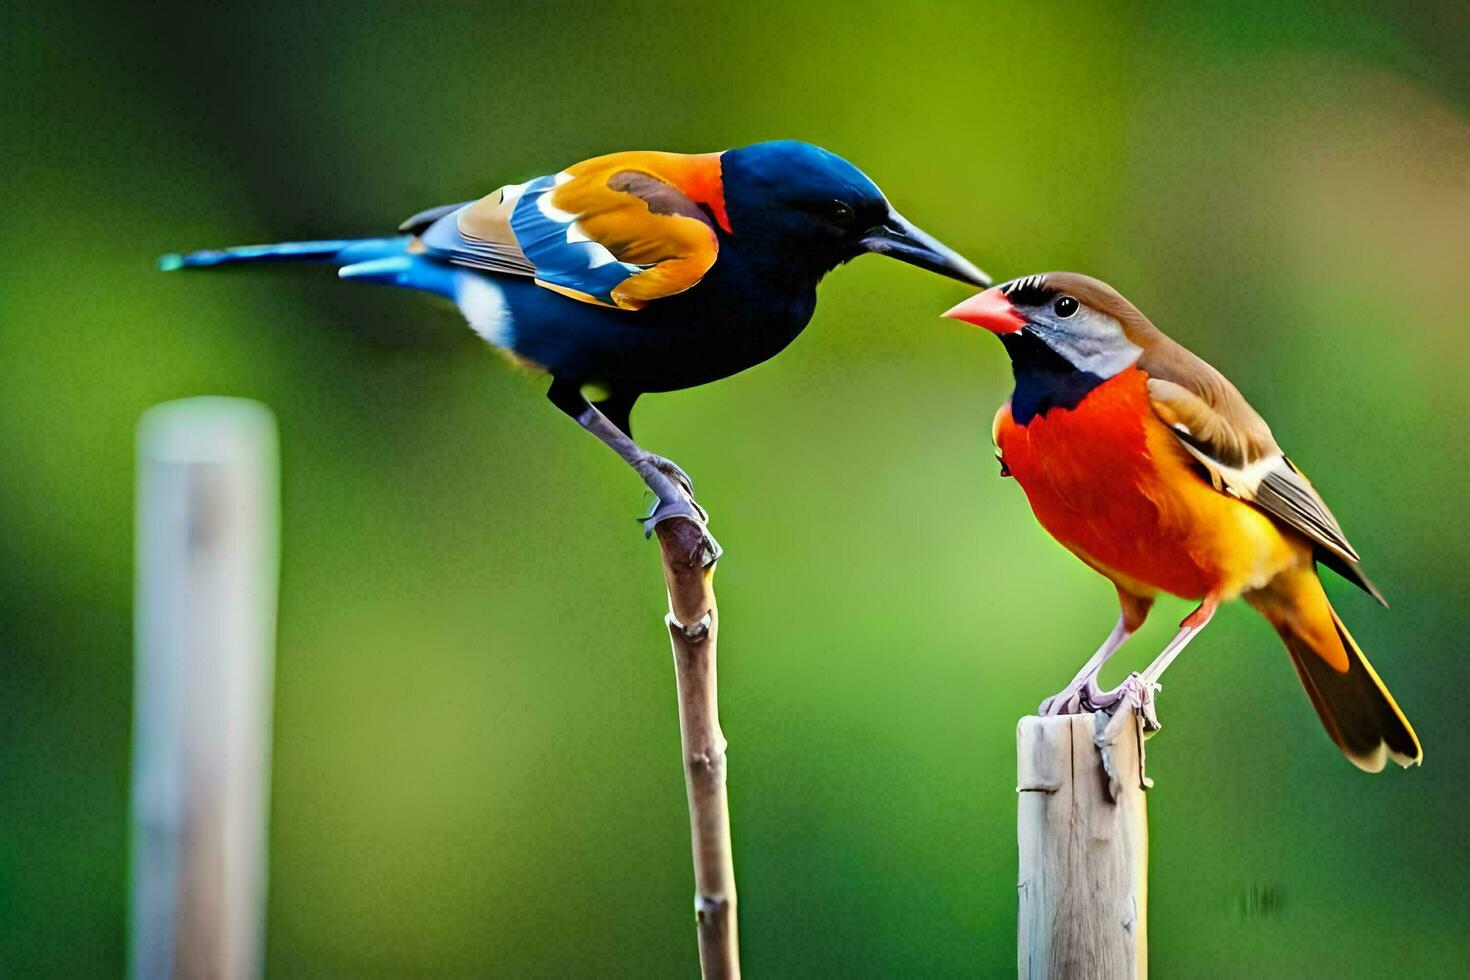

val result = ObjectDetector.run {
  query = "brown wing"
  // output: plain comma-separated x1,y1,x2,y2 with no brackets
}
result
414,184,539,279
1024,272,1383,604
1142,349,1385,606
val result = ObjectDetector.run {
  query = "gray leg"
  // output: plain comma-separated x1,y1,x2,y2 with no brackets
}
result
549,379,721,565
1039,613,1134,716
1096,595,1219,735
1039,591,1153,716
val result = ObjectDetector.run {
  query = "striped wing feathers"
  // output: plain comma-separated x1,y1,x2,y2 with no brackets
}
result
413,151,722,310
1145,370,1382,603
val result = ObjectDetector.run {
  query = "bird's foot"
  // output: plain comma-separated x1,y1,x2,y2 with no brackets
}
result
1094,672,1162,733
642,454,695,495
1039,676,1106,717
1039,688,1083,717
632,453,720,566
643,493,722,566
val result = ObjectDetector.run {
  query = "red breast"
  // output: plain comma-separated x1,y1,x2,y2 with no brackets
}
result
996,368,1220,599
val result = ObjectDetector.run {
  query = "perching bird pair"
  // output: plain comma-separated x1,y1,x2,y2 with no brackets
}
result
162,140,1420,772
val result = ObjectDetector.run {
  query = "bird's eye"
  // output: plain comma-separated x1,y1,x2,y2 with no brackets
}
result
1054,296,1079,318
829,199,855,227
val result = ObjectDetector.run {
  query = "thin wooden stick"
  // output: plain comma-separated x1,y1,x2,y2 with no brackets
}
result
654,518,739,979
1016,710,1149,980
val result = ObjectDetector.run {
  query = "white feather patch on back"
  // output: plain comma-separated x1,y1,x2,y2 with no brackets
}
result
456,273,515,350
561,219,628,269
532,185,626,270
537,193,577,225
586,246,622,269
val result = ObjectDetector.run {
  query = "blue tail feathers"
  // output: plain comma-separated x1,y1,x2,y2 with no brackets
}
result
157,236,396,270
158,235,457,300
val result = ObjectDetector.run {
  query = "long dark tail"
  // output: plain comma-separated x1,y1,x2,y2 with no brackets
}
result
157,235,458,298
1250,567,1422,772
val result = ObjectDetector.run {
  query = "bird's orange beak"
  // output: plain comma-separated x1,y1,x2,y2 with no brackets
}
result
942,287,1025,335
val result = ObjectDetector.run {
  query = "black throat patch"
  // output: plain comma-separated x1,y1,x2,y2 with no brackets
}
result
1002,329,1107,425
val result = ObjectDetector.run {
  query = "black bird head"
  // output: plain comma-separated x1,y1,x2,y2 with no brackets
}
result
719,140,989,287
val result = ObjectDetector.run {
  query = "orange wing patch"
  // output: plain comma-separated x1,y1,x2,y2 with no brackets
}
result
549,151,724,309
416,150,728,312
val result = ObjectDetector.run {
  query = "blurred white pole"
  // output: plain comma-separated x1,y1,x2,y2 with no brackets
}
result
131,397,280,980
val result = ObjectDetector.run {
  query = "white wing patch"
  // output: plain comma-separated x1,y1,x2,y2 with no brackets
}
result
536,192,578,225
1226,453,1288,492
532,183,638,275
1175,439,1283,498
1174,440,1362,562
559,227,635,273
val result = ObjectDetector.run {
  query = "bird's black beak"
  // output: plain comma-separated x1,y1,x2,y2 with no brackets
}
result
860,211,991,287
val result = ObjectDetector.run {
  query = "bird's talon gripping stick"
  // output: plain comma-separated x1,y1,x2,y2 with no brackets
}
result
1038,612,1133,716
1101,677,1162,742
562,394,721,563
655,517,739,978
647,498,722,566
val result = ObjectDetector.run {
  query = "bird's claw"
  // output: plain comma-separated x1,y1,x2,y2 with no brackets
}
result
1039,690,1083,717
643,494,723,567
1039,677,1106,717
644,454,694,495
1097,672,1162,732
631,452,719,565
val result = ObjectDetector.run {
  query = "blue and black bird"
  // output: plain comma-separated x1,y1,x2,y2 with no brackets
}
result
160,140,989,561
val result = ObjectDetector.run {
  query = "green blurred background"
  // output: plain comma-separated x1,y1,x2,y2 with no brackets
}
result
4,1,1469,975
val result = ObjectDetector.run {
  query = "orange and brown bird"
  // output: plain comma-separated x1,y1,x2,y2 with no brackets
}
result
945,272,1421,772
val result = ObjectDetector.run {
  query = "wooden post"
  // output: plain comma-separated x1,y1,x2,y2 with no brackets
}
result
131,397,280,980
1017,711,1149,980
654,518,739,979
